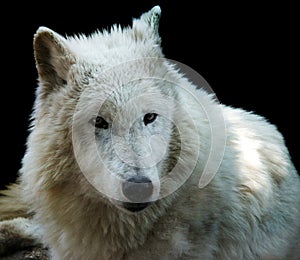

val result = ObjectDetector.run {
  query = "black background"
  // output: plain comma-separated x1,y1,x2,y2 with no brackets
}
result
1,1,298,189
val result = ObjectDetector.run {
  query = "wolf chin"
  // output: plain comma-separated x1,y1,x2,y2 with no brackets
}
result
1,6,300,260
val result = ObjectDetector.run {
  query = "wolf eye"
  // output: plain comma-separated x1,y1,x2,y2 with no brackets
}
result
143,113,158,126
93,116,109,129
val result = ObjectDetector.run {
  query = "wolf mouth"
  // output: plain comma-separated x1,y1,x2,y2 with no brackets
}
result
122,202,152,212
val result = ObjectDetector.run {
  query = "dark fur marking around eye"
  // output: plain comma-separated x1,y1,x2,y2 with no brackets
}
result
93,116,109,129
143,113,157,126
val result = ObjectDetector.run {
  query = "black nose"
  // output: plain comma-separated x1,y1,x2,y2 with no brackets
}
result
122,176,153,203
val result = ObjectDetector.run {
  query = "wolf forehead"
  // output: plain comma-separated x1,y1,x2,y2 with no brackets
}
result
32,5,180,106
31,5,186,128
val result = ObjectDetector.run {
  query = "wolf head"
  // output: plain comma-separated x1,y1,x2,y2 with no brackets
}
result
22,6,217,214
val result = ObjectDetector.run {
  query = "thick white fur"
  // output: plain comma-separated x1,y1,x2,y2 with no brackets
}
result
13,6,300,259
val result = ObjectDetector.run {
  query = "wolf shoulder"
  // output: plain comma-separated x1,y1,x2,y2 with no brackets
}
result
220,104,300,192
222,105,295,164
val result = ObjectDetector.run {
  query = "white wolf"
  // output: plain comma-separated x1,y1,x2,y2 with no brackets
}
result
0,6,300,260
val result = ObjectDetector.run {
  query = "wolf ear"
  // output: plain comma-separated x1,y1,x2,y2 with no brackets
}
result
33,27,75,96
133,5,161,43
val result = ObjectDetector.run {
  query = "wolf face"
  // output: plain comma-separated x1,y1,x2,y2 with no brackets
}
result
24,6,207,214
72,65,181,212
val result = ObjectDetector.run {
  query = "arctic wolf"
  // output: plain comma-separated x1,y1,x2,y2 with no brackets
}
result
1,6,300,260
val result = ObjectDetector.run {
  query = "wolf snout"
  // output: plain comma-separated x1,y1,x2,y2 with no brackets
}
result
122,176,153,203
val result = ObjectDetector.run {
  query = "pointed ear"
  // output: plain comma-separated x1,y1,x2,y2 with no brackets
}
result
133,5,161,43
33,27,75,96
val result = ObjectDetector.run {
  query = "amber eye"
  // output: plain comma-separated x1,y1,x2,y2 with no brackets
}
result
143,113,158,126
93,116,109,129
